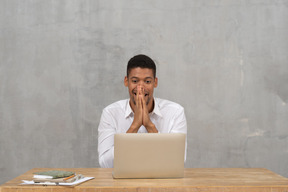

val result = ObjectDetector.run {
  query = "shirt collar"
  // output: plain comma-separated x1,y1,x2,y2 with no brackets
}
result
125,99,133,118
125,98,163,118
151,98,163,117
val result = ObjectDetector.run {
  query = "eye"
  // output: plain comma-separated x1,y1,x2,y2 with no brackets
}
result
145,80,151,84
131,79,138,83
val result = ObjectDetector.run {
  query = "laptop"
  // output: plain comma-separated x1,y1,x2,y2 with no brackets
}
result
113,133,186,179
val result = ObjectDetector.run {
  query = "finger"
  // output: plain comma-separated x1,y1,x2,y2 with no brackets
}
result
141,87,145,107
141,94,147,113
136,85,141,100
141,93,145,107
136,88,140,107
140,92,145,109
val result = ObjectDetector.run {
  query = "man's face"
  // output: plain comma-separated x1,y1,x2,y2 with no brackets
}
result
124,67,158,108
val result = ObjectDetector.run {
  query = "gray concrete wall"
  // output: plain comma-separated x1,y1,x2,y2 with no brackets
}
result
1,0,288,184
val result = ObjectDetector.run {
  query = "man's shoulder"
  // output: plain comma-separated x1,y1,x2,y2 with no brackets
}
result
155,98,184,111
103,99,129,111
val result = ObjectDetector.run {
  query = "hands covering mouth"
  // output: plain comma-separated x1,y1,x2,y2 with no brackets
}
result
133,92,149,97
133,86,149,97
127,85,158,133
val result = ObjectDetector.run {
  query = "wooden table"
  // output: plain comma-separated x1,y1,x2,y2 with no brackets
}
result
1,168,288,192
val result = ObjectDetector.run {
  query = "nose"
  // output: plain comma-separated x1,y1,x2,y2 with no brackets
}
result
136,83,145,93
137,81,145,87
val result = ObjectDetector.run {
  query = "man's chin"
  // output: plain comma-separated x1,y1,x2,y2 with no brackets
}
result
145,97,150,105
131,97,136,106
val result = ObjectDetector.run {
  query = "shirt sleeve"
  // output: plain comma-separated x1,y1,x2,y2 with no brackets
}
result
98,108,116,168
169,106,187,133
170,106,188,162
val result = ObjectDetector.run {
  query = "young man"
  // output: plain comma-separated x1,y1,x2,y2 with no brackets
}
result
98,54,187,168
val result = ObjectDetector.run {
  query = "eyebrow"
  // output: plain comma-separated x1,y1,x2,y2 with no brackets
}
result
130,76,153,79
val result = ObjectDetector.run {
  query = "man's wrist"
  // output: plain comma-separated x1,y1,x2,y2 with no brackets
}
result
127,124,140,133
145,123,158,133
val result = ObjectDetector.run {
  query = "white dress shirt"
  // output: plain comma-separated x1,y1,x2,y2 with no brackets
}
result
98,98,187,168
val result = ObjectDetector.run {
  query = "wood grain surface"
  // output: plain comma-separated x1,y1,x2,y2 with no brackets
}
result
1,168,288,192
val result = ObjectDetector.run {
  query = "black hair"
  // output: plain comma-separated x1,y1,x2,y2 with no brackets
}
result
127,54,156,78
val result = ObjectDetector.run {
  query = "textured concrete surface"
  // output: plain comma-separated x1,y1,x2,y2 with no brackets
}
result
1,0,288,184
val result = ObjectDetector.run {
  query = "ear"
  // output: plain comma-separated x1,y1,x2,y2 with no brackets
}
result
124,76,128,87
154,77,158,88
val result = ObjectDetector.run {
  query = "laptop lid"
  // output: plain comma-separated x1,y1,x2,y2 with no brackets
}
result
113,133,186,179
